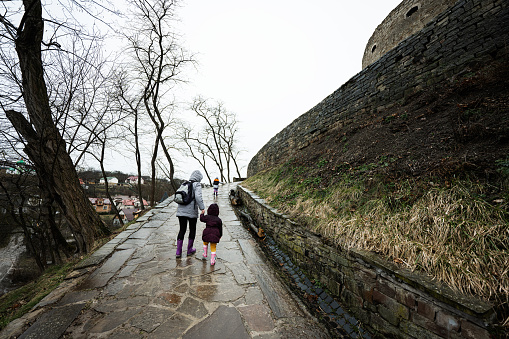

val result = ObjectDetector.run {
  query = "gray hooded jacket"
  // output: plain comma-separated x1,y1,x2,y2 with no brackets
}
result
176,170,205,218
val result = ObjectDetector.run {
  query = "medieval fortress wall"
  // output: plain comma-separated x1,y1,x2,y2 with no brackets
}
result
362,0,458,68
248,0,509,176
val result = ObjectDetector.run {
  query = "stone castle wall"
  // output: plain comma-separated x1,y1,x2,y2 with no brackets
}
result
247,0,509,177
362,0,458,69
237,185,497,338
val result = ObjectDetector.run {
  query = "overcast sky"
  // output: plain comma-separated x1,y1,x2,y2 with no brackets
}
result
105,0,402,178
172,1,402,178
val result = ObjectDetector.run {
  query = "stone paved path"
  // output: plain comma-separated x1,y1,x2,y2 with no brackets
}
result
5,183,331,338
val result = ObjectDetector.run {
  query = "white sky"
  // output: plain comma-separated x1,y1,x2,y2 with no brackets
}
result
100,0,402,179
167,0,401,178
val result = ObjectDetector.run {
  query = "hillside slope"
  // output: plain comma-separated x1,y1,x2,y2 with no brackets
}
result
297,60,509,186
243,59,509,327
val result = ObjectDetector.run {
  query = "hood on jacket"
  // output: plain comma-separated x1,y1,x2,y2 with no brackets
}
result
189,170,203,182
207,203,219,216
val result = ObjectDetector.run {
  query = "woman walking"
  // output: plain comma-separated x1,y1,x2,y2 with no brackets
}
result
176,170,205,258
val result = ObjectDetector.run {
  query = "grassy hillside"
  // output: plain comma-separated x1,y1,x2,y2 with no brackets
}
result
243,60,509,326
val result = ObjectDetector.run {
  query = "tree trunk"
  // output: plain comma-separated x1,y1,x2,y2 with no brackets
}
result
41,189,73,259
159,137,178,192
134,110,145,210
7,0,108,254
100,143,123,227
150,132,160,207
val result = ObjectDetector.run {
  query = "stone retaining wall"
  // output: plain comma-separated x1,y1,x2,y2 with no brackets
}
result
237,185,497,338
247,0,509,177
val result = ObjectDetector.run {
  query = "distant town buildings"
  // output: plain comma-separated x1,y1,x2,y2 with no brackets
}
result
99,177,119,185
125,176,144,185
0,159,35,175
88,198,113,213
88,195,149,227
2,164,151,226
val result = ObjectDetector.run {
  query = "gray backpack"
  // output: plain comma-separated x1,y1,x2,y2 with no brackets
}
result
174,181,194,205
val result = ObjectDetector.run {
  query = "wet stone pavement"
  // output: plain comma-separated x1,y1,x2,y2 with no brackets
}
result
6,183,334,339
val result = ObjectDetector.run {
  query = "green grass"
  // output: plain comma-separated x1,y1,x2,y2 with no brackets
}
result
0,261,76,330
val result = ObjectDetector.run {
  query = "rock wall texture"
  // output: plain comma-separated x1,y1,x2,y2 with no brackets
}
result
362,0,459,69
247,0,509,177
237,185,497,338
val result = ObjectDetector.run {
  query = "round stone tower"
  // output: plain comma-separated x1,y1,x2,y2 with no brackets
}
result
362,0,458,69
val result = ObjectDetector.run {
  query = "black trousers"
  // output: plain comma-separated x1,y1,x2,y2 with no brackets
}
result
177,216,197,240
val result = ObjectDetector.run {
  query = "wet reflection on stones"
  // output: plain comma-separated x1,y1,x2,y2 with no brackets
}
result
173,283,189,294
123,296,150,308
113,282,143,299
148,313,192,339
181,260,220,278
128,306,174,333
192,283,245,302
238,304,275,332
158,272,181,290
189,273,213,285
130,228,153,240
117,264,138,278
217,246,244,263
226,262,257,285
103,279,132,297
93,298,131,313
89,308,140,333
155,250,172,261
117,238,148,249
176,297,208,319
244,286,265,305
56,290,99,306
128,255,155,266
133,264,167,278
148,233,171,243
108,328,144,339
175,257,195,268
134,275,162,296
157,292,181,306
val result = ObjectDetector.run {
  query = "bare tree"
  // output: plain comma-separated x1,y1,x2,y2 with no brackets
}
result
0,159,73,271
177,125,214,185
84,93,128,227
185,97,244,182
217,108,243,179
91,130,124,227
113,70,147,210
1,1,110,254
123,0,194,205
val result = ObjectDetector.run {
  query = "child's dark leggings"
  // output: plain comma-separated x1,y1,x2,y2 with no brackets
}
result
177,216,197,240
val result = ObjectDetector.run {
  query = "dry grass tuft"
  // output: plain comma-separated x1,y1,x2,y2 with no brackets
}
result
243,165,509,321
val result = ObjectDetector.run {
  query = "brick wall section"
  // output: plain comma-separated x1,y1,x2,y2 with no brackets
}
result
247,0,509,177
237,185,497,338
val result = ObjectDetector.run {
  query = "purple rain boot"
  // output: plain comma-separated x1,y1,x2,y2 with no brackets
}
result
176,239,184,258
187,239,196,255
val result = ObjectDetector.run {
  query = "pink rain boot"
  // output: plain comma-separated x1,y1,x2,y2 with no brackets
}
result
210,253,216,266
203,244,208,258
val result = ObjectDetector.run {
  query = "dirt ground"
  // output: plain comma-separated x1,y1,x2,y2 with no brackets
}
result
291,60,509,195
